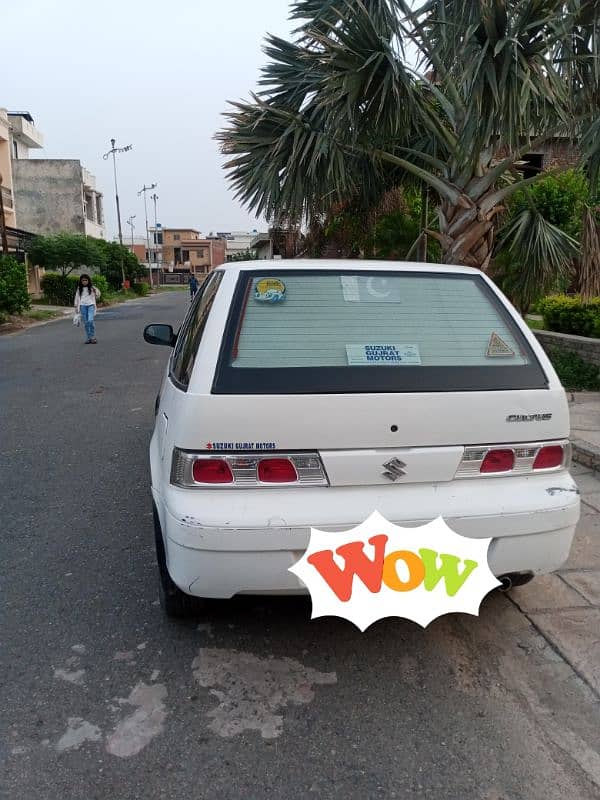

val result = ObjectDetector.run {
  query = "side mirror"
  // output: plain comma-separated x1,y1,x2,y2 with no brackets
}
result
144,323,176,347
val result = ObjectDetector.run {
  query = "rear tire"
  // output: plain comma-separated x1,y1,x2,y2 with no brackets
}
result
153,503,202,618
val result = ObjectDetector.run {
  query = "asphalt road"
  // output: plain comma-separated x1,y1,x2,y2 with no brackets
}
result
2,291,600,800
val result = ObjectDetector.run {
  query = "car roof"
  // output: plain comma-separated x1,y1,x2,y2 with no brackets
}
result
218,259,481,276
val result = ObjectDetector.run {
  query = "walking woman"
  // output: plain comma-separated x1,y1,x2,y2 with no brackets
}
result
74,274,101,343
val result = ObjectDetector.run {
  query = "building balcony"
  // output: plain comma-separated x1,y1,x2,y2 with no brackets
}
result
84,218,106,240
8,113,44,149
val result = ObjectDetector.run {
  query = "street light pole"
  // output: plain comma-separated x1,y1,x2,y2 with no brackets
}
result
103,139,132,288
138,183,157,288
126,214,136,250
151,192,160,284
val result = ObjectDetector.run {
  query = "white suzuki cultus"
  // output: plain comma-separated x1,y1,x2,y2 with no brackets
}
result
144,261,580,617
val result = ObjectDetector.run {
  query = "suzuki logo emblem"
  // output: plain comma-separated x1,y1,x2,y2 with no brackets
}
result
382,458,407,481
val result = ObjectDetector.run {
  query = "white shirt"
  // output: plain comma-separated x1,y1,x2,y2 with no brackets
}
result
75,286,100,309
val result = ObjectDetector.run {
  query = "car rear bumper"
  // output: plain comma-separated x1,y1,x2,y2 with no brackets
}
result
153,472,580,598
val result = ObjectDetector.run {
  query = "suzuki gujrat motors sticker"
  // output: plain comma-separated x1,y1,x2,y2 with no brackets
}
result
346,344,421,365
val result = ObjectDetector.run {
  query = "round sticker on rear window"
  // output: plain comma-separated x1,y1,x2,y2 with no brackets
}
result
255,278,286,304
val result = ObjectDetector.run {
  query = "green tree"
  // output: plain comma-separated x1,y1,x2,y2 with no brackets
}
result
0,255,30,315
94,239,145,290
217,0,600,272
28,233,106,277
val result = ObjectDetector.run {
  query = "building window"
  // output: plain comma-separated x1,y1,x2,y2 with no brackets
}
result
520,153,544,179
173,234,180,241
154,231,163,245
196,249,205,258
13,140,18,159
96,196,103,225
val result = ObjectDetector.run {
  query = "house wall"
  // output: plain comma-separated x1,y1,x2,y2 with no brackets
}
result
537,139,580,170
12,159,85,235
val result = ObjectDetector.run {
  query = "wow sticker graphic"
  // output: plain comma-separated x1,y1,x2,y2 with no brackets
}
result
289,512,501,631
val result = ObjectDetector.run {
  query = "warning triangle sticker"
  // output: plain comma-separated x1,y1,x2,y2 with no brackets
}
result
486,332,515,357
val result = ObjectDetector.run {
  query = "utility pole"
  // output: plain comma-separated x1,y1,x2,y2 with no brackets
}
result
0,174,8,255
151,192,161,285
138,183,157,288
103,139,132,287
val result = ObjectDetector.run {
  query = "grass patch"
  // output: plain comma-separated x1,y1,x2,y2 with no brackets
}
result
100,289,139,306
526,317,544,330
24,309,62,321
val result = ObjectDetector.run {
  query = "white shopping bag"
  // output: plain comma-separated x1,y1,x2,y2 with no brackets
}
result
73,313,81,327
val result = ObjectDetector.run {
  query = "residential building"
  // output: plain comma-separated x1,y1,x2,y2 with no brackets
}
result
6,111,105,239
124,235,148,263
12,158,105,239
217,230,259,261
160,228,226,281
0,109,19,229
250,231,273,260
250,227,303,260
0,109,43,293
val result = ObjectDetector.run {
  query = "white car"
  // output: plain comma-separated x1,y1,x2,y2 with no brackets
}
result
144,261,580,617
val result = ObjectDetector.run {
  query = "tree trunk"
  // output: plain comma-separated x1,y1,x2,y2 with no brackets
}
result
436,199,495,270
580,206,600,300
427,185,505,270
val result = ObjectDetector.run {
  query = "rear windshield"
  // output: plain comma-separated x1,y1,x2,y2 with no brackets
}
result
212,270,548,394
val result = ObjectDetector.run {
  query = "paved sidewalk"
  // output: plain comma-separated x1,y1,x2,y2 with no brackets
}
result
511,462,600,697
569,392,600,472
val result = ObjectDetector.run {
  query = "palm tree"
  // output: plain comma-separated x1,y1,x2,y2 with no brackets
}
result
217,0,600,272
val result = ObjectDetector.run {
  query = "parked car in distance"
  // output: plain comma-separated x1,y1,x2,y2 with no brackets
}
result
144,260,580,617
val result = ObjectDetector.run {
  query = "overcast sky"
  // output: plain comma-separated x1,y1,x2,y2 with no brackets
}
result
3,0,294,239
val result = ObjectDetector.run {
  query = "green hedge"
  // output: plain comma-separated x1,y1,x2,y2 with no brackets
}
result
0,255,30,315
131,281,150,296
41,273,80,306
548,348,600,391
538,295,600,338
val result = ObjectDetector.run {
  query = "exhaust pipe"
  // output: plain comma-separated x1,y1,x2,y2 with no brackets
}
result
498,571,535,591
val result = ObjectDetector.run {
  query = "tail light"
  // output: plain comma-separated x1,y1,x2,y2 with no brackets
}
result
192,459,234,484
257,458,298,483
533,445,565,470
456,440,570,478
480,449,514,473
171,449,328,488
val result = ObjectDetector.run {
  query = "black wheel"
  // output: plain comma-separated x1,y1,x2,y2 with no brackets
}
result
152,503,202,618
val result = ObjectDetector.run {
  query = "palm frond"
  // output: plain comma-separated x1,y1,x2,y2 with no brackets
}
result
497,206,579,307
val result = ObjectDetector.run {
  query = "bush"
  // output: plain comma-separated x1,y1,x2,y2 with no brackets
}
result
548,347,600,391
509,169,589,240
90,274,109,300
538,294,600,338
0,255,30,314
131,281,150,296
41,272,80,306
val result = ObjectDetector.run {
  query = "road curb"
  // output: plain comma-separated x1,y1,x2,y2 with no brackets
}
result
571,437,600,475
